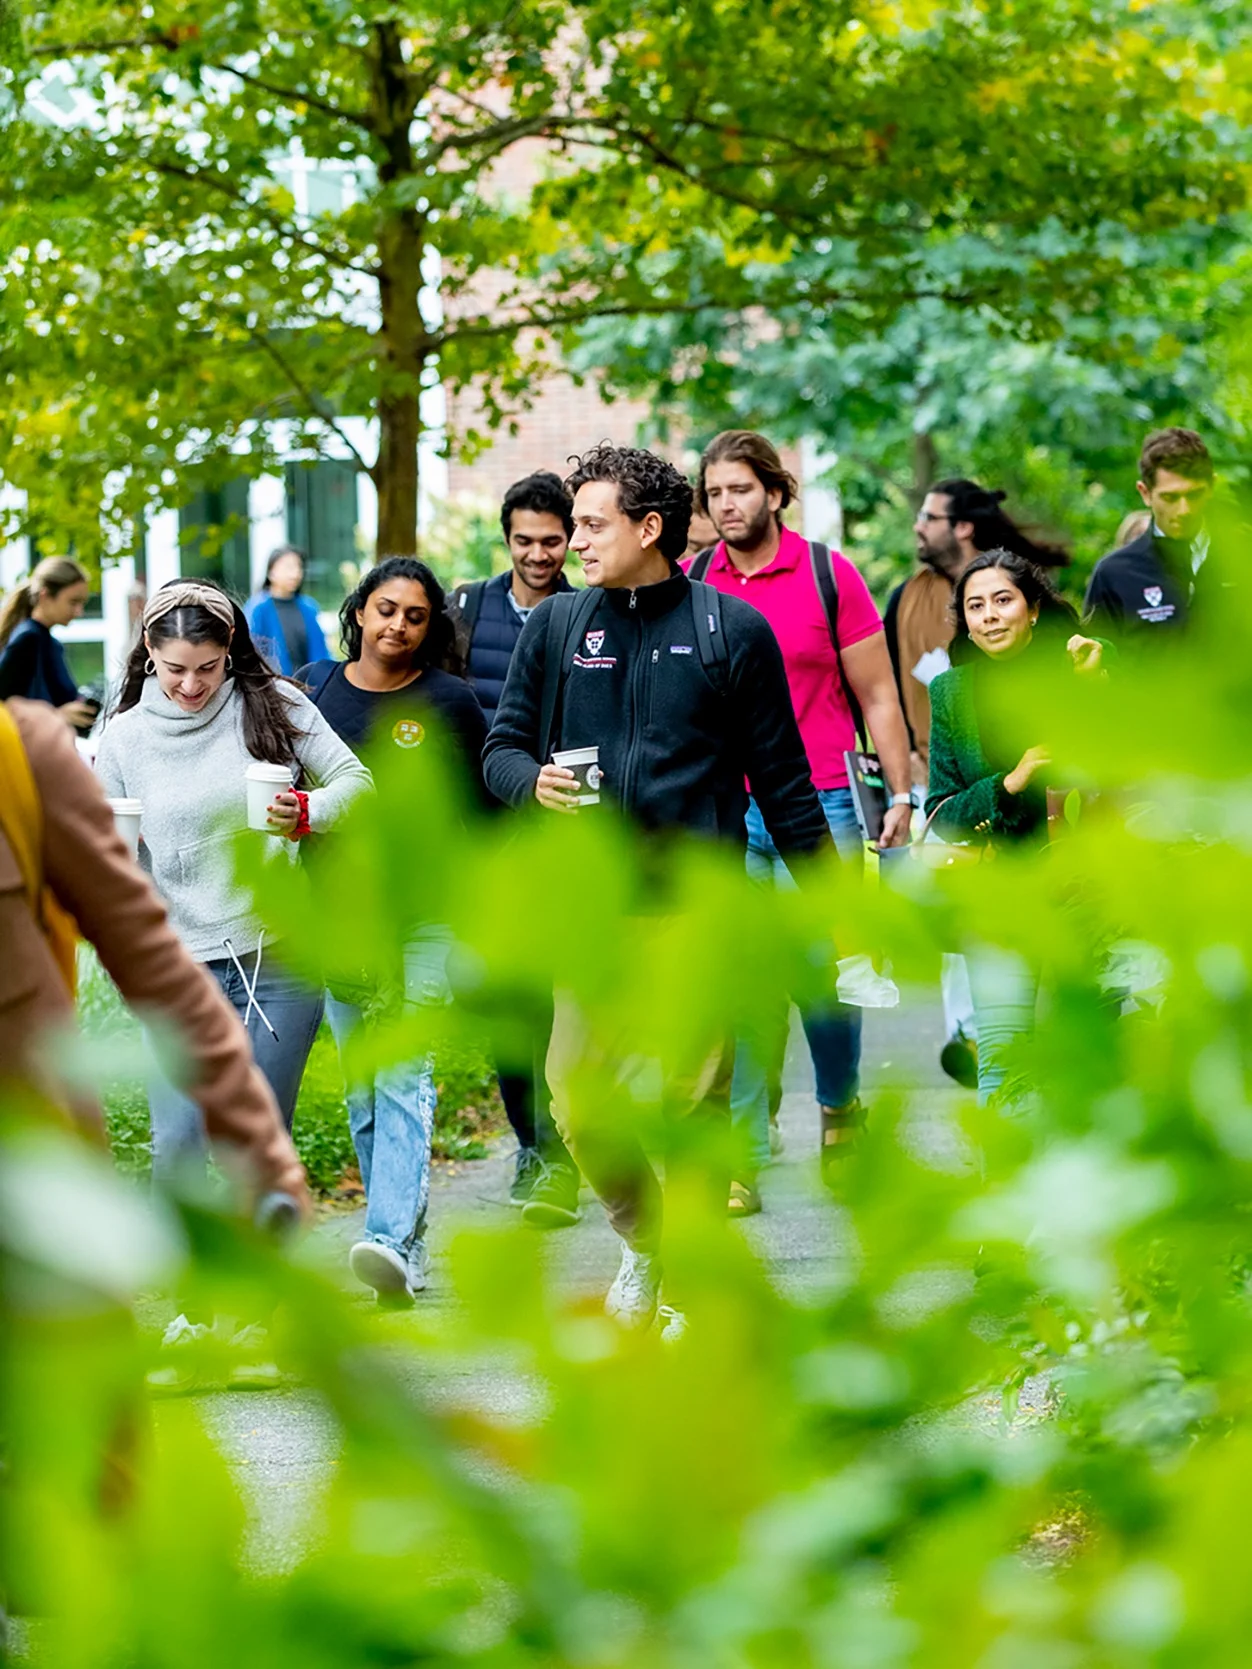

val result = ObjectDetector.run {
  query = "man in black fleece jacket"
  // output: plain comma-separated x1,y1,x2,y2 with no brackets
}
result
483,444,831,1335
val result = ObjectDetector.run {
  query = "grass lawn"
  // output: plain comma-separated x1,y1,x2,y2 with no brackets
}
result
78,950,504,1194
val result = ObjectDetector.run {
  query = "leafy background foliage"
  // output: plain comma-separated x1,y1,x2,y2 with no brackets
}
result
9,579,1252,1662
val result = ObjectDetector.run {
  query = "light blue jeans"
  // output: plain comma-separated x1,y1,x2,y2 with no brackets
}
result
324,927,451,1263
965,947,1038,1106
732,789,864,1173
147,950,324,1190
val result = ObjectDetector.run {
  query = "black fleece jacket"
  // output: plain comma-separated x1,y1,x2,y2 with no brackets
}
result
482,569,832,860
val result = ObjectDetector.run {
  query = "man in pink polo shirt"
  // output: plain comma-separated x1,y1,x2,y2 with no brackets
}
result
691,430,913,1209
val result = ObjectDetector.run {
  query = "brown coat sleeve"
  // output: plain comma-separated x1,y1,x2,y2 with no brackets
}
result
8,699,308,1206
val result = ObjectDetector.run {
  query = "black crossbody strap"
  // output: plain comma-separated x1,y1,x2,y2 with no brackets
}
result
809,540,866,747
689,579,729,684
687,546,716,582
538,589,600,763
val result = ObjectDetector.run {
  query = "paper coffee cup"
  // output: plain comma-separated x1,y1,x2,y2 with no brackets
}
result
107,797,142,857
552,745,603,807
245,762,293,831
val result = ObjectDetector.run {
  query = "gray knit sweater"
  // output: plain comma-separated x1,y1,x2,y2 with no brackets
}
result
94,677,371,961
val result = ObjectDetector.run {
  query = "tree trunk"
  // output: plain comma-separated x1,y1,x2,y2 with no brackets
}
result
369,21,427,557
911,428,938,508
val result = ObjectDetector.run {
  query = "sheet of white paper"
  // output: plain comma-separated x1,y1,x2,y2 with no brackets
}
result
911,647,951,687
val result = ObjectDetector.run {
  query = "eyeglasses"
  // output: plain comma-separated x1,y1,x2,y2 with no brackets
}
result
916,511,952,525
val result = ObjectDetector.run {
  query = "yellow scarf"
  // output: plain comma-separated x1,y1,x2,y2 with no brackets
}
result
0,704,78,996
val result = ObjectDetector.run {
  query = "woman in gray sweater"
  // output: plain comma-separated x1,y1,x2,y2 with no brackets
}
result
95,580,371,1187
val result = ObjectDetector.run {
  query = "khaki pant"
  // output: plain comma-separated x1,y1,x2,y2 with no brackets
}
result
545,988,733,1255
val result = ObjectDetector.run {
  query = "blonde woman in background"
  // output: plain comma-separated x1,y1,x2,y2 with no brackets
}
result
0,557,96,731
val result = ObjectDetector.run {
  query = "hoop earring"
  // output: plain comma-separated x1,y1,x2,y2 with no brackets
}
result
225,654,234,673
143,657,155,675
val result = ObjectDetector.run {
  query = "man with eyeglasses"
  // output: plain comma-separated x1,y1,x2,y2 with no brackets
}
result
885,480,1067,779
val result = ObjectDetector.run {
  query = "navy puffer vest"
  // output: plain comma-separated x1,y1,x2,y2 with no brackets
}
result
463,570,573,724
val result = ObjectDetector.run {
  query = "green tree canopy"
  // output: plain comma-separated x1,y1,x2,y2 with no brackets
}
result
0,0,1244,559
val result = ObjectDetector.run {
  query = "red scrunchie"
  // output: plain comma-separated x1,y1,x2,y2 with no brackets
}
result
288,789,311,840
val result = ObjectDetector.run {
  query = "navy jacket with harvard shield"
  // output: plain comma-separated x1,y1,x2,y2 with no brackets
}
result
482,568,832,860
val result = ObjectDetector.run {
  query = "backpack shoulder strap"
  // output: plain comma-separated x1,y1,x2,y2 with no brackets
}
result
305,660,339,703
455,579,486,637
689,580,729,686
687,546,716,582
809,540,866,747
0,705,77,995
537,588,600,762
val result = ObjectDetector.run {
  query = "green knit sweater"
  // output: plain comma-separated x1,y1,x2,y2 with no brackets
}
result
924,663,1048,843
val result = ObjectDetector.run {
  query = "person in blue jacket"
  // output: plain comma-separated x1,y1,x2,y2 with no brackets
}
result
245,545,329,675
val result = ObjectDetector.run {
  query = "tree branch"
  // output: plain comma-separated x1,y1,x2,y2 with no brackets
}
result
144,160,377,276
434,283,985,347
208,62,373,130
246,327,375,479
29,33,373,127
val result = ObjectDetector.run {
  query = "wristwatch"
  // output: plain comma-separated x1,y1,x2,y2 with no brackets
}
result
890,793,913,808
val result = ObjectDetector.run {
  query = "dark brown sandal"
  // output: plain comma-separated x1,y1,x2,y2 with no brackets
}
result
820,1099,867,1180
727,1179,763,1217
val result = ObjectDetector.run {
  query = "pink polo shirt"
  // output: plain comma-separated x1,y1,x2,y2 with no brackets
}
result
688,528,883,789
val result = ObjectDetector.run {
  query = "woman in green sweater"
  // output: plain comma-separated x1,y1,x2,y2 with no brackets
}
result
926,549,1104,1102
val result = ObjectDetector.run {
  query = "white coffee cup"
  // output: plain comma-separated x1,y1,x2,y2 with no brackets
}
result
245,762,294,832
552,745,603,807
107,797,142,857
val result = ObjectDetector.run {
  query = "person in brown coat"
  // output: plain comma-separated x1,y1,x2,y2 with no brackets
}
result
0,696,309,1213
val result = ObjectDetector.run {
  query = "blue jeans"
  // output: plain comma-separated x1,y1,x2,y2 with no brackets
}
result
324,927,450,1261
966,947,1038,1107
732,789,863,1172
147,950,324,1190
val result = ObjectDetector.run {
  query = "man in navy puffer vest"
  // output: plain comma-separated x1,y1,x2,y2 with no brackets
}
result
448,471,580,1219
448,471,576,726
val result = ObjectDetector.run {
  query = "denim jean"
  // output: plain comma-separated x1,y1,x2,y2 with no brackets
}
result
147,949,324,1190
324,926,451,1263
731,789,864,1172
965,946,1038,1107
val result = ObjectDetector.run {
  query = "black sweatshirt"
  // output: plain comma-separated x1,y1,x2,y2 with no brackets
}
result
482,569,832,860
296,660,491,810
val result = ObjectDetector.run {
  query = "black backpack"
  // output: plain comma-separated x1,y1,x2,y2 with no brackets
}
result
688,539,866,745
537,582,729,764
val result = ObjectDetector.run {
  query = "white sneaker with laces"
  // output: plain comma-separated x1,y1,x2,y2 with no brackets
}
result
350,1239,415,1306
161,1313,209,1346
406,1239,429,1294
604,1242,662,1329
657,1305,688,1344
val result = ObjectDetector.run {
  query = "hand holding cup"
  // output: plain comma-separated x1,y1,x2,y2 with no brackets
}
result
535,763,583,813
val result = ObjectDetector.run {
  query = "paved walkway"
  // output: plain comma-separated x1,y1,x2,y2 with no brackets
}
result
186,994,1013,1569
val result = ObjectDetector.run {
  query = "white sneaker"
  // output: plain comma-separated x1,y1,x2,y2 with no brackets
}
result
161,1313,209,1346
604,1242,662,1330
657,1305,688,1344
406,1240,429,1294
349,1240,415,1306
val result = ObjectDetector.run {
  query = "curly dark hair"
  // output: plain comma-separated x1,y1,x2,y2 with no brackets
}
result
114,582,305,766
339,557,463,675
501,471,574,541
951,549,1077,658
564,443,692,562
